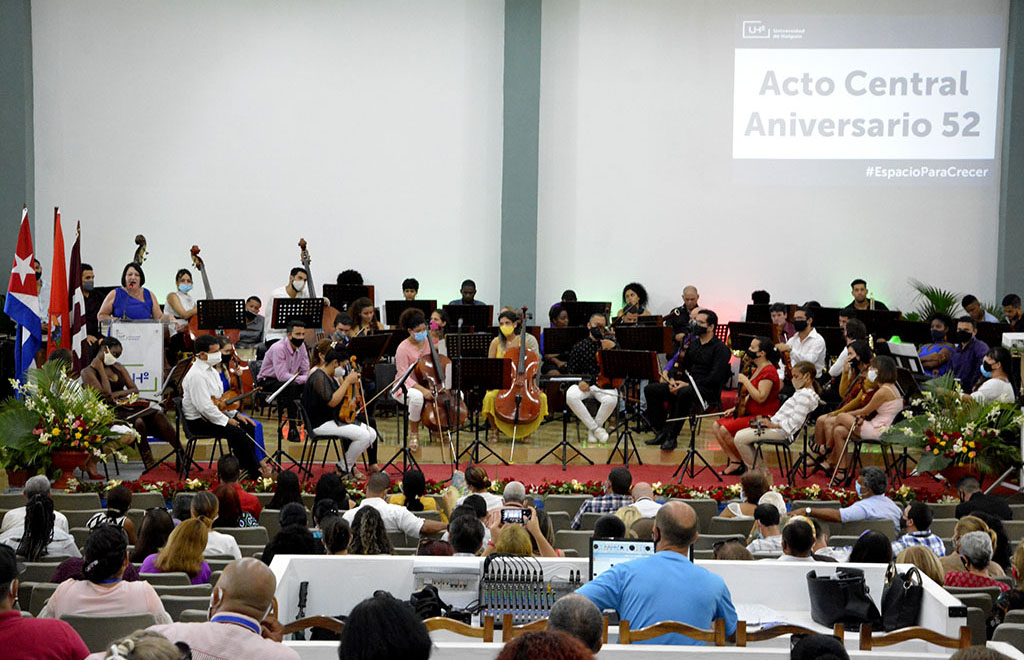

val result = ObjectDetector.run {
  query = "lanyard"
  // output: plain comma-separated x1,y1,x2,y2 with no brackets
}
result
211,614,261,635
99,578,122,584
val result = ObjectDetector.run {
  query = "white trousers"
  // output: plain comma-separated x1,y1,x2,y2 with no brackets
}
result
566,384,618,430
733,427,789,466
393,388,425,422
313,420,377,469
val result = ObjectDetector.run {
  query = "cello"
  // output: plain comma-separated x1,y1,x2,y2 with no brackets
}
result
414,331,468,461
495,307,542,430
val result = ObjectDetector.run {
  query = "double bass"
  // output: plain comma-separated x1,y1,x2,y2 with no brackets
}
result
414,332,468,453
185,246,240,346
495,307,542,431
298,238,340,338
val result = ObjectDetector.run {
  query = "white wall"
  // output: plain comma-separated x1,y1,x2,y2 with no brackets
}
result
32,0,505,309
537,0,1008,322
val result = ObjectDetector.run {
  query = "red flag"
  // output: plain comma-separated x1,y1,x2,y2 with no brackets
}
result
68,221,88,373
47,207,70,354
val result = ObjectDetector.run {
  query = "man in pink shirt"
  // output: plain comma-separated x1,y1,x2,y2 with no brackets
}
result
257,319,310,439
0,546,89,660
149,558,299,660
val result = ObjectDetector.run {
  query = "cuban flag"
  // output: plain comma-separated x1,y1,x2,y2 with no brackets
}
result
4,207,42,382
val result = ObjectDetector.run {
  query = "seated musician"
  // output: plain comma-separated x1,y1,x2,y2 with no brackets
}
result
541,304,570,375
769,302,795,342
81,262,103,345
614,282,653,321
665,285,700,349
236,296,264,350
643,310,731,451
214,335,266,464
480,310,549,443
564,313,619,445
825,356,903,476
183,335,271,478
349,296,381,337
826,318,867,382
449,279,487,306
394,308,443,452
301,344,378,478
775,306,827,385
963,294,998,323
713,336,782,476
97,262,169,322
838,308,855,331
918,313,955,377
336,269,364,286
264,267,309,344
813,340,874,461
80,336,182,472
256,319,309,437
164,268,196,320
331,313,353,344
402,278,419,301
951,316,990,389
844,278,889,311
430,309,449,356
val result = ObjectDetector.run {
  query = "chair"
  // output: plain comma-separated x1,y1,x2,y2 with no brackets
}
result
736,621,843,646
692,534,746,551
61,613,158,653
547,511,570,532
63,509,105,529
827,535,859,548
255,492,275,508
208,571,223,586
206,558,233,573
180,609,209,623
259,509,282,540
50,493,101,510
297,401,345,473
130,492,167,510
423,615,494,642
838,519,897,541
542,495,593,519
619,618,726,645
282,616,345,637
1005,520,1024,539
1005,610,1024,625
18,562,58,584
847,435,902,488
792,499,840,510
750,431,794,478
0,493,24,508
553,530,592,557
858,623,970,650
994,575,1016,589
212,526,270,546
670,499,720,534
930,502,958,519
139,572,191,586
948,587,1001,616
708,517,754,536
994,622,1024,652
413,510,441,522
153,584,213,597
174,396,228,477
502,614,548,641
238,544,262,558
161,595,213,622
929,518,958,538
29,582,58,616
579,512,604,531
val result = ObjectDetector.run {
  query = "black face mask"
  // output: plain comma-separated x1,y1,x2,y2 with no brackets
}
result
956,330,973,343
244,310,257,321
793,319,808,332
589,327,603,340
745,349,760,359
289,336,305,348
930,329,946,342
899,517,908,531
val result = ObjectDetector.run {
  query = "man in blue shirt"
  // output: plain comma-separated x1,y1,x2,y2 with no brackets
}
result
576,502,738,645
803,466,903,534
448,279,487,306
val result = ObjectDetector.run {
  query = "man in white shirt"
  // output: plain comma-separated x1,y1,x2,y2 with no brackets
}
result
264,267,311,344
776,518,816,562
746,504,782,555
0,476,69,534
827,318,867,380
777,306,827,378
343,473,447,539
182,335,270,479
628,482,662,519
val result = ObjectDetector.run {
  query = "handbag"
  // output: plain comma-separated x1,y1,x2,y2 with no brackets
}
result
807,568,881,628
880,564,923,631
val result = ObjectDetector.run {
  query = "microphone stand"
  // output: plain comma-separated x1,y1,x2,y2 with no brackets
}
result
455,317,465,465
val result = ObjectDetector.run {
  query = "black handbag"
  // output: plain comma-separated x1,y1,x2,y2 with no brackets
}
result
880,564,923,631
807,568,881,628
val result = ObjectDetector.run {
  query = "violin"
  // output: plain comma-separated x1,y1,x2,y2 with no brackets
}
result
414,332,468,435
222,346,259,413
495,307,542,428
211,388,259,413
770,322,794,381
734,357,757,418
336,356,369,423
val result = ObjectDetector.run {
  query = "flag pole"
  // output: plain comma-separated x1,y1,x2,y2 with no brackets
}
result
14,324,22,396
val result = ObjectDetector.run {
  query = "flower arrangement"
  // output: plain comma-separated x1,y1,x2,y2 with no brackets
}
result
0,361,131,475
882,373,1022,475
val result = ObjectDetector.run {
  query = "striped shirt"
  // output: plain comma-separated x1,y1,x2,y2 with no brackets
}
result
891,531,947,557
769,388,821,437
571,494,635,530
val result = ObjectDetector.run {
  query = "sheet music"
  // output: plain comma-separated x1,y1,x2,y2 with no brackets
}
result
734,603,787,626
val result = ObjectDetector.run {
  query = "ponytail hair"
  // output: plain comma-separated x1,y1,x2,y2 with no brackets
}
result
793,361,822,395
17,494,55,561
82,525,129,583
402,470,426,512
190,490,219,527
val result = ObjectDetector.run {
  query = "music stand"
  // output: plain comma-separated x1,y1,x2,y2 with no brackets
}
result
541,327,590,355
445,333,492,358
348,333,391,368
563,302,612,327
535,374,592,470
599,350,660,466
443,305,493,332
453,358,511,466
614,325,674,355
381,362,421,477
322,284,374,311
384,300,436,326
672,370,723,483
195,299,247,332
271,297,325,330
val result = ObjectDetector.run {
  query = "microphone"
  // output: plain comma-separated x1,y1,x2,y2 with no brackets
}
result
457,317,464,330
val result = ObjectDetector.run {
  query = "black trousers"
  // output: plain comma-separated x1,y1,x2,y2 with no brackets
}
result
258,378,304,421
188,417,262,477
644,382,702,442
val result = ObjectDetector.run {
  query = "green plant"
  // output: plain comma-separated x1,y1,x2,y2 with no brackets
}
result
904,279,961,322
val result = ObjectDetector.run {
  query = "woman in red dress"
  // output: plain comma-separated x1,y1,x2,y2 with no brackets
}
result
714,336,782,476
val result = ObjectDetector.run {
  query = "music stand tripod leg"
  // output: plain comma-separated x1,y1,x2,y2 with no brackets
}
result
606,383,642,466
381,387,421,477
536,400,593,470
457,409,508,468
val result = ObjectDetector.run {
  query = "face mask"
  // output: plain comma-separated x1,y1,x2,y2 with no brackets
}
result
589,327,603,340
82,280,95,292
899,517,908,531
103,351,118,366
930,329,946,342
500,325,515,337
289,336,305,348
414,330,428,342
867,368,878,382
292,279,306,292
244,310,257,321
178,283,193,294
205,352,222,366
956,330,973,343
429,320,441,331
793,319,808,332
855,481,862,497
981,363,993,378
745,349,760,360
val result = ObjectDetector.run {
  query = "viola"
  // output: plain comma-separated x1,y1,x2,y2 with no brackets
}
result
414,332,468,435
222,347,258,413
734,358,757,418
495,307,542,428
211,388,259,413
337,356,368,424
770,322,794,381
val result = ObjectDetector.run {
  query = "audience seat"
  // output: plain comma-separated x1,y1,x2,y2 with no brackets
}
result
258,509,282,540
208,571,223,586
553,530,592,557
212,526,270,546
423,615,494,642
858,623,970,650
1005,610,1024,625
29,582,58,616
929,518,958,538
669,499,719,533
791,499,840,510
579,512,603,531
206,558,233,573
70,526,91,549
179,609,209,623
692,534,746,551
18,562,58,584
993,622,1024,652
1010,504,1024,521
546,511,570,532
129,492,167,510
254,493,275,508
1004,520,1024,539
51,493,101,510
709,517,754,536
161,595,213,622
61,613,157,653
393,546,416,556
0,493,24,508
838,519,897,541
139,572,191,586
948,589,998,617
152,584,212,597
63,509,105,529
413,510,441,522
239,544,263,558
826,535,859,548
619,618,726,645
929,503,958,519
543,495,593,519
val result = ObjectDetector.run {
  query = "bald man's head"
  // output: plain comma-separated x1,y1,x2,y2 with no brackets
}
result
631,482,654,501
682,286,699,311
654,501,698,551
212,558,277,620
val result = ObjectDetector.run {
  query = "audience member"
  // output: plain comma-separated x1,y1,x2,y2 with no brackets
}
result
0,493,80,559
448,515,485,556
170,493,194,525
140,518,212,585
261,503,319,565
918,313,955,377
348,507,393,555
577,502,737,645
721,470,770,519
629,517,656,541
41,526,170,622
615,482,662,526
746,503,782,554
86,630,183,660
321,516,350,555
897,546,945,585
973,511,1013,574
570,467,633,530
0,475,70,534
969,346,1017,404
338,592,431,660
963,294,999,324
485,506,560,558
267,471,304,510
548,593,604,653
149,558,300,660
778,518,815,561
212,483,257,528
416,540,455,556
216,455,262,518
311,499,341,541
343,473,446,539
51,526,143,583
314,473,352,511
86,485,137,544
493,524,534,555
594,515,627,539
791,633,849,660
190,491,242,559
848,531,894,564
811,522,840,562
456,466,503,511
0,545,90,660
944,531,1010,592
388,469,447,522
956,475,1012,520
1003,293,1024,331
942,516,1005,578
803,467,902,534
495,631,593,660
713,539,754,561
131,508,174,563
891,502,946,557
950,648,1013,660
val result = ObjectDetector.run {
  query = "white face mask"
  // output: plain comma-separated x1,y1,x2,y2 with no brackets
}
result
292,279,306,292
103,351,118,366
867,368,878,382
205,352,222,366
